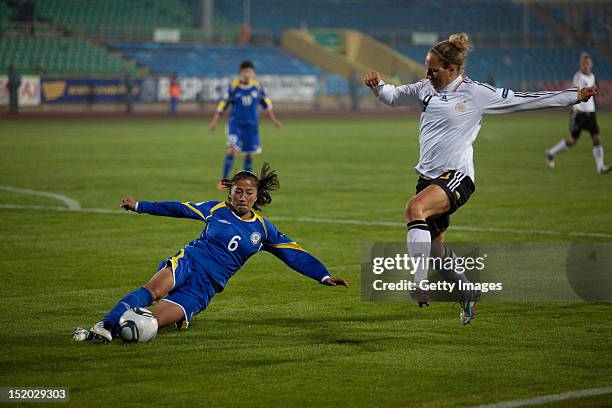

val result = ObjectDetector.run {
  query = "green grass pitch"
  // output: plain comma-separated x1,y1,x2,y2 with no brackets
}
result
0,113,611,407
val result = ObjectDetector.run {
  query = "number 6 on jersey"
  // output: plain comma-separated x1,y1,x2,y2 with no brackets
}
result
228,235,241,251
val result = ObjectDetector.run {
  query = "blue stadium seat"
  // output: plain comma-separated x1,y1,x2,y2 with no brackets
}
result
395,45,610,89
108,43,322,77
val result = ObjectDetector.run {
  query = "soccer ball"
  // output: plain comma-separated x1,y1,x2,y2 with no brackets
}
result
118,307,158,343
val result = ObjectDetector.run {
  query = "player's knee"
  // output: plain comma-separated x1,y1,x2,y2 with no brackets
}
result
592,134,601,145
405,198,424,221
568,138,578,146
227,147,237,155
143,284,164,301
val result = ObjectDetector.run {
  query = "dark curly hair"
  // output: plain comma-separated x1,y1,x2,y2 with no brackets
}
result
240,60,254,71
221,162,279,211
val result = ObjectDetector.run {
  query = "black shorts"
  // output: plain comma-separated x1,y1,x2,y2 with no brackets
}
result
570,112,599,138
415,170,475,235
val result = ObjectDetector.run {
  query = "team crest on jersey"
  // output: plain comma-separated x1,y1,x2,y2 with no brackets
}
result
250,232,262,246
454,101,466,112
251,91,258,98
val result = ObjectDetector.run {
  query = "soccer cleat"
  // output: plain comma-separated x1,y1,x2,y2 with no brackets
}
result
72,327,94,342
545,150,555,169
409,288,430,308
89,321,113,343
598,165,611,174
458,290,480,325
459,301,475,325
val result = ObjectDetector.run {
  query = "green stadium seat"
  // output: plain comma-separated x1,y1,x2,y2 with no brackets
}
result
0,35,138,76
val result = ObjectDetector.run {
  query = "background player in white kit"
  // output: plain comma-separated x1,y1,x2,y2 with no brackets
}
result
364,33,597,325
545,52,610,174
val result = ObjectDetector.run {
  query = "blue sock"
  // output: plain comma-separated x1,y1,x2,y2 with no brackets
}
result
102,287,153,329
223,154,234,179
244,156,253,172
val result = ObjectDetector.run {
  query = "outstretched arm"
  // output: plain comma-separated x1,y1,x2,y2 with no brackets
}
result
474,82,597,114
364,71,425,107
263,220,348,287
265,243,349,287
121,197,216,221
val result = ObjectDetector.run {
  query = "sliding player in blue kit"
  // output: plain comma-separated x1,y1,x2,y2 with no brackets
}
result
73,163,348,343
209,60,282,190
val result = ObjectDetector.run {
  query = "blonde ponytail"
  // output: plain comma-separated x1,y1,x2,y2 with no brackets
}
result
430,32,473,69
448,32,473,55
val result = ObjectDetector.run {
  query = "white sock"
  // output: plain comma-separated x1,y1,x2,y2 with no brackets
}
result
593,145,604,170
548,139,568,156
407,220,431,283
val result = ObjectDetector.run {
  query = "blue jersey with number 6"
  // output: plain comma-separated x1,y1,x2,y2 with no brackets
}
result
135,200,330,290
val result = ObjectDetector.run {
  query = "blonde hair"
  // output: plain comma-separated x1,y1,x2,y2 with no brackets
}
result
430,32,473,69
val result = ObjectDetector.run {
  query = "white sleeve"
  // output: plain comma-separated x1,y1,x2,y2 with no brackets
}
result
473,84,579,115
370,79,425,107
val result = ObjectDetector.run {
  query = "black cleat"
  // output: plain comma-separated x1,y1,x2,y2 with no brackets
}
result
409,288,430,308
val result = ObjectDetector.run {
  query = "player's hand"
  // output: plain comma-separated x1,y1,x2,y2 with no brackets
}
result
120,197,137,211
578,86,598,102
364,71,382,88
273,119,282,129
209,121,217,132
322,277,349,287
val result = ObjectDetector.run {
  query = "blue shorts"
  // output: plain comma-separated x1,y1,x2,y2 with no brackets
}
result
227,122,261,154
157,248,216,328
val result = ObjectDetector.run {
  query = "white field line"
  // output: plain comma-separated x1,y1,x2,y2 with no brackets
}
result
1,203,612,239
473,385,612,408
0,186,81,210
269,215,612,239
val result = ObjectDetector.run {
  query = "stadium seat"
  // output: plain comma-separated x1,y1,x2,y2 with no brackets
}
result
395,45,611,90
107,43,321,77
0,36,139,77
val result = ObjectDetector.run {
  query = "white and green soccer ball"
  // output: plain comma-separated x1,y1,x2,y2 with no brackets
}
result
118,308,158,343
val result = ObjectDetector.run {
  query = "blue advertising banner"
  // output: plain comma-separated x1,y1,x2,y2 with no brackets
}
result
41,78,141,103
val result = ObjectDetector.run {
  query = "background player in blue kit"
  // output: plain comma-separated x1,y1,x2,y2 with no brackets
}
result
73,163,348,343
209,61,282,190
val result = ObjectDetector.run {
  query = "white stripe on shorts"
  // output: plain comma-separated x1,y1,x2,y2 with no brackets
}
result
448,172,465,191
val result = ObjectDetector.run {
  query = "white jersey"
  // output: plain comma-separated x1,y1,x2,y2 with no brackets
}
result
572,70,596,112
372,75,579,181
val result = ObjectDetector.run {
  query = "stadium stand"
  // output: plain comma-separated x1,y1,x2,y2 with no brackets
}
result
108,43,321,77
324,73,370,96
0,1,15,21
216,0,557,43
35,0,197,33
396,45,611,89
0,0,607,96
0,36,139,77
530,1,610,46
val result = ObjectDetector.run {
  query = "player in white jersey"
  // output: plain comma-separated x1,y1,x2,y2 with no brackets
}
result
546,52,610,174
364,33,597,325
